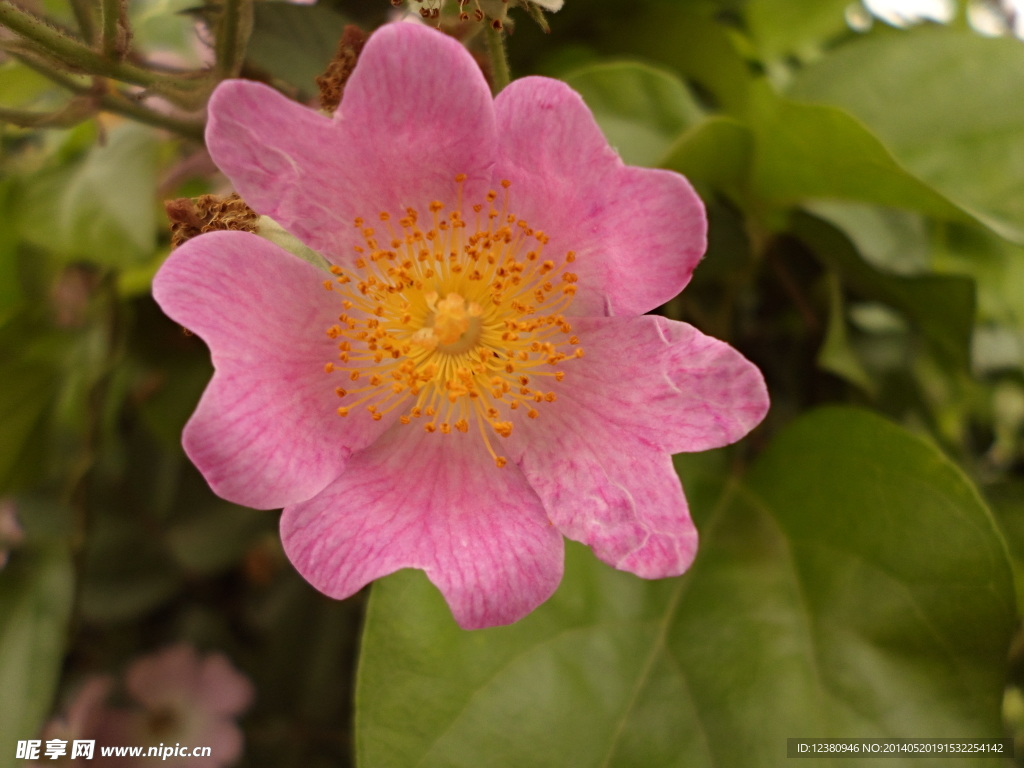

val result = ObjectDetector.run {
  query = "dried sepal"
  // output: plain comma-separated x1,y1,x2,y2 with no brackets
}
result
165,193,259,249
315,25,368,114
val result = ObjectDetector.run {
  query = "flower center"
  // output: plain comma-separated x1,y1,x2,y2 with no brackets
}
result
146,706,181,738
415,291,483,353
321,175,582,468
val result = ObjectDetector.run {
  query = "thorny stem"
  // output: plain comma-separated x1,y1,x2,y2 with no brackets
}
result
100,0,128,60
0,100,96,129
0,1,155,86
0,2,210,111
100,89,206,141
7,51,206,141
484,23,510,93
0,0,256,132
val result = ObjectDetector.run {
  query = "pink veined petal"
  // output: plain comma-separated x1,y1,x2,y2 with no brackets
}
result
152,230,392,510
563,315,769,454
492,76,707,317
514,422,699,579
509,316,768,579
205,23,496,264
281,423,565,630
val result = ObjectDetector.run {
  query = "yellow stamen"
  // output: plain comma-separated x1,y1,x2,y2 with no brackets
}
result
321,175,583,467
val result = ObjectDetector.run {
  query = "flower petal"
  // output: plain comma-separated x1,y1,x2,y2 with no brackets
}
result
125,644,197,709
194,719,245,766
493,77,706,316
509,316,767,578
280,423,564,629
152,230,390,510
205,23,496,263
196,653,254,717
564,315,769,454
515,424,698,579
64,676,114,738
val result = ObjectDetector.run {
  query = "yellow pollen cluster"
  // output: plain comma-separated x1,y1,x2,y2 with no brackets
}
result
322,175,582,468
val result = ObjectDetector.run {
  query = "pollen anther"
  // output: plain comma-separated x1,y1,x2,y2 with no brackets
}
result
321,176,583,467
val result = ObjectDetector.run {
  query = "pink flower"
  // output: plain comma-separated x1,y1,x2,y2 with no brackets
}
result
33,676,114,764
97,644,254,767
152,23,769,629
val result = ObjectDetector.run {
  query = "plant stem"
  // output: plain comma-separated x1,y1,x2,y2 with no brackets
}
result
215,0,253,79
69,0,98,45
0,99,95,128
0,1,155,86
10,52,206,141
105,90,206,140
0,1,209,112
484,23,510,93
100,0,128,60
5,49,89,90
3,35,210,109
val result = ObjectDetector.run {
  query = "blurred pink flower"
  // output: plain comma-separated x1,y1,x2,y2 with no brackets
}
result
0,499,25,569
32,676,114,765
99,644,253,767
153,23,769,629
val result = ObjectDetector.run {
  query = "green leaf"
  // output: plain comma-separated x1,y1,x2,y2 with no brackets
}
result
356,407,1014,767
793,212,976,370
749,83,969,222
789,27,1024,242
0,544,74,768
930,222,1024,374
562,61,704,168
0,363,58,494
16,123,159,266
818,272,875,395
985,481,1024,614
246,2,348,97
660,116,752,198
745,0,851,60
609,9,752,115
804,200,929,276
0,61,55,110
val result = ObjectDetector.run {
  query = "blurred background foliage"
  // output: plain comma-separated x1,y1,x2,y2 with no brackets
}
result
5,0,1024,765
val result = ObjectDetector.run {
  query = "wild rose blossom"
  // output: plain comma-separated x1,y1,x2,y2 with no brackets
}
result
97,644,254,767
152,23,769,629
